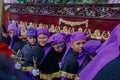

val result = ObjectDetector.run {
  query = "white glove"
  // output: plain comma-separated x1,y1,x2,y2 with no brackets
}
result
15,62,22,69
32,69,40,76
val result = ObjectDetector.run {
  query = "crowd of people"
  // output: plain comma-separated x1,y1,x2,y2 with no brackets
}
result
0,20,120,80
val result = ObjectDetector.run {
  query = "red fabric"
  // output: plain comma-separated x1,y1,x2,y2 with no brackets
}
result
0,42,13,56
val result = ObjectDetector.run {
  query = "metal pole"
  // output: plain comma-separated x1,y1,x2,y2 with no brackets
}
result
0,0,3,28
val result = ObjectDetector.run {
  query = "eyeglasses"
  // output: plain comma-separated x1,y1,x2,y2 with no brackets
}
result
38,37,48,40
53,44,65,49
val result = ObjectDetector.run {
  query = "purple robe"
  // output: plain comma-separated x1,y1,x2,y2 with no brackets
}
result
78,40,101,71
82,40,101,56
62,32,87,64
61,32,87,80
79,24,120,80
20,27,37,80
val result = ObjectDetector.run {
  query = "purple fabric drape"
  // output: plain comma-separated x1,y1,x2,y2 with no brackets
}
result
79,24,120,80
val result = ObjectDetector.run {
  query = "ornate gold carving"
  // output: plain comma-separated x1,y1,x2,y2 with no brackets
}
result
78,27,83,32
49,25,56,33
62,26,69,34
27,22,34,29
33,23,38,28
59,18,89,28
90,33,96,39
55,26,61,33
44,24,49,28
37,23,44,29
84,28,91,38
68,27,75,34
101,31,110,40
23,22,28,29
11,21,111,41
94,29,101,39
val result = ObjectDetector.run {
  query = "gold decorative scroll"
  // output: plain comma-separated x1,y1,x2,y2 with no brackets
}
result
59,18,89,28
12,20,111,41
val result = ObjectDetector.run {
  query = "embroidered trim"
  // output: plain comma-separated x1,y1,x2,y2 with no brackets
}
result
22,66,34,71
60,71,80,80
40,71,61,79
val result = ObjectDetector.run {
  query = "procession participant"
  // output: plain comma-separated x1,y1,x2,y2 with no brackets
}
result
39,33,66,80
78,40,101,73
22,28,50,80
19,27,37,80
79,24,120,80
61,32,86,80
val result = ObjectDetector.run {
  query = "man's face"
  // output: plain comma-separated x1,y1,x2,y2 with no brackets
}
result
52,42,65,53
27,36,36,45
37,34,49,46
71,40,86,53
